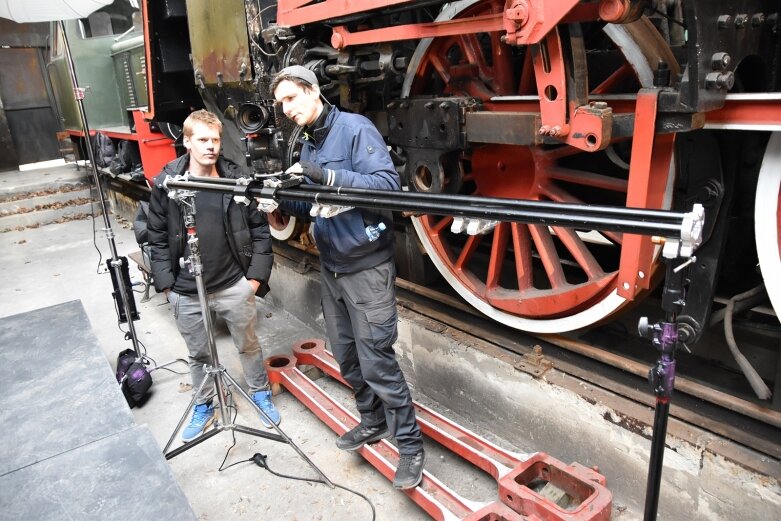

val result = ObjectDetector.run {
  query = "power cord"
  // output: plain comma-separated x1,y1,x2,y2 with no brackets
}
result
215,450,377,520
250,452,376,521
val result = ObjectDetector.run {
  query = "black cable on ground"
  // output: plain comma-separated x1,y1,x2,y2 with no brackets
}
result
251,452,376,521
217,449,377,520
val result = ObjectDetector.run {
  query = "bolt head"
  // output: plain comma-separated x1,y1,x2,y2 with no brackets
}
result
711,52,731,70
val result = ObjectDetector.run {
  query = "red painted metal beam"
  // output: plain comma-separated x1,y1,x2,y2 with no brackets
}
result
277,0,419,27
331,14,504,50
265,354,488,520
292,339,525,479
706,96,781,129
618,90,675,300
285,339,613,520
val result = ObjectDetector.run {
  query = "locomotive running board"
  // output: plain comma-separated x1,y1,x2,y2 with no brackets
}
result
265,339,613,521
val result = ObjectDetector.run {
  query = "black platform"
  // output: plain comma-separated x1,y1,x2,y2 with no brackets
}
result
0,300,196,520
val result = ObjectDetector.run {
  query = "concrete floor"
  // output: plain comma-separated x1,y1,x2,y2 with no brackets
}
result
0,167,476,520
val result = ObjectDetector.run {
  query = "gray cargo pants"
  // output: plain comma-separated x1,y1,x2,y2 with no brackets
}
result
167,278,269,405
321,258,423,455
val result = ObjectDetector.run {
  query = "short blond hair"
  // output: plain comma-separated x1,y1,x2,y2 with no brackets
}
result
183,110,223,137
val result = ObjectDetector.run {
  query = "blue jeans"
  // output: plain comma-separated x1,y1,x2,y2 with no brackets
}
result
167,278,269,405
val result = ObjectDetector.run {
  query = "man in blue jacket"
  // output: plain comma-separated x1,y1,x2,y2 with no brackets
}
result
271,66,425,489
147,110,280,442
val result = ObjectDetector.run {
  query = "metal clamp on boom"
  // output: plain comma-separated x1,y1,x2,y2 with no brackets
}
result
254,174,304,213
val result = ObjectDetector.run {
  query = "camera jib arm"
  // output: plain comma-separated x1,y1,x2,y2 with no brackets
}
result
164,172,703,520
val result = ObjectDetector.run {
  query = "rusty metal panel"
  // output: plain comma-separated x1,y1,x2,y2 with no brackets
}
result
0,103,20,172
465,111,543,146
0,47,60,165
5,108,61,165
0,19,48,47
0,48,50,110
186,0,251,85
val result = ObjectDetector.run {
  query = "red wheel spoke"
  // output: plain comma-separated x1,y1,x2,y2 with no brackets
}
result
528,224,567,288
518,49,536,95
545,166,628,192
551,226,605,279
487,222,509,289
490,33,515,95
540,183,623,244
591,62,632,95
429,52,452,85
458,33,492,82
511,223,534,290
429,215,453,235
455,234,481,273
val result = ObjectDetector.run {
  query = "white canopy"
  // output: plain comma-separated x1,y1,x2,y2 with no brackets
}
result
0,0,113,23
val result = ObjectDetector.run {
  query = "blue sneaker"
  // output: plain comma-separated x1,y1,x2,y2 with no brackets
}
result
181,403,214,442
252,390,280,428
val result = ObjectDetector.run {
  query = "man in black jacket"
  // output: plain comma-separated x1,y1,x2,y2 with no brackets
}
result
147,110,279,441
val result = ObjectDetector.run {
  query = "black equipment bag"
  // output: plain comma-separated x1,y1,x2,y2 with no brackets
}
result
116,349,152,408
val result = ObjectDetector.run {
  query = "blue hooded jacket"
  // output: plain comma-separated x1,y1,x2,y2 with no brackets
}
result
282,107,400,273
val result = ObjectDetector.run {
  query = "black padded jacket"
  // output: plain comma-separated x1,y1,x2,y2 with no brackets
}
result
147,154,272,297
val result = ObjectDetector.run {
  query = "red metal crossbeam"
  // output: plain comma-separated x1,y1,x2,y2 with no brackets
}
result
706,96,781,129
284,339,613,521
265,354,489,520
331,14,504,50
277,0,419,27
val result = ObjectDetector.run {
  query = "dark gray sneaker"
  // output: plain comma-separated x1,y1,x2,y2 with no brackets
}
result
393,450,425,490
335,422,390,451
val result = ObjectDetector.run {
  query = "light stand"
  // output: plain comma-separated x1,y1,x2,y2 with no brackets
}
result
160,187,333,488
60,21,140,357
639,257,693,521
60,21,187,377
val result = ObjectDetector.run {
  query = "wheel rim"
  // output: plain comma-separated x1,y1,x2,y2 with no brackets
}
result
403,0,675,332
268,210,300,241
755,132,781,317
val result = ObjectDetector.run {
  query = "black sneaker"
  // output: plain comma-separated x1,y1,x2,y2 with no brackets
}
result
393,450,425,490
335,422,390,451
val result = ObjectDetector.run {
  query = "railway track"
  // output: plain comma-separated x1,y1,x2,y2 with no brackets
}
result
274,241,780,477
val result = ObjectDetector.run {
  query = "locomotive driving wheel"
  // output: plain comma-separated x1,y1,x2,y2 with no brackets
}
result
403,0,676,332
755,132,781,317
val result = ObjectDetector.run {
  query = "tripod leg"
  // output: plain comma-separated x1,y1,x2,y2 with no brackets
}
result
165,425,223,460
148,358,189,373
223,372,334,487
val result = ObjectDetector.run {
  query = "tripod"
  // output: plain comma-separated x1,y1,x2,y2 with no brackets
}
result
160,187,332,486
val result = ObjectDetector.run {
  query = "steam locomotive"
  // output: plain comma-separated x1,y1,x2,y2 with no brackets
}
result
49,1,780,370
